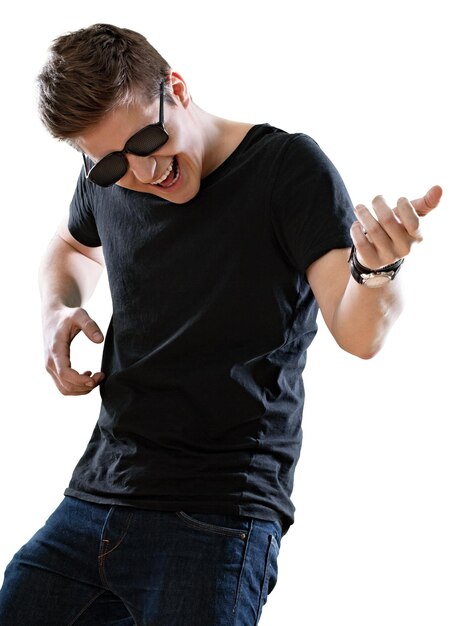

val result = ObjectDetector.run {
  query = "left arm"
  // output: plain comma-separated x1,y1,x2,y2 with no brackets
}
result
306,186,442,359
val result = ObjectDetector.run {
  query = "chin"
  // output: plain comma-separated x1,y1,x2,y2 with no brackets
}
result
148,180,201,204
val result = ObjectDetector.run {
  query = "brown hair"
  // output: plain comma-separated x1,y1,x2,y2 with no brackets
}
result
37,23,173,140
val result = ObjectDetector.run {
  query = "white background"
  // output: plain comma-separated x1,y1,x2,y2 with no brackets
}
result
1,1,455,624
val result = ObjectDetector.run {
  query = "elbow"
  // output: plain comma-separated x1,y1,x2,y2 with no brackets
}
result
352,347,381,360
332,305,403,361
336,337,384,360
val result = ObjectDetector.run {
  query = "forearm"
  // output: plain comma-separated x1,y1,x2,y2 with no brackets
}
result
39,233,104,312
331,275,404,359
38,231,106,394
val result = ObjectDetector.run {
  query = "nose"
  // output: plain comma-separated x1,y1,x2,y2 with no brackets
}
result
126,154,157,183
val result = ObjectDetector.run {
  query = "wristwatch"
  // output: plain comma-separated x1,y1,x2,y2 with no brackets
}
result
349,245,404,288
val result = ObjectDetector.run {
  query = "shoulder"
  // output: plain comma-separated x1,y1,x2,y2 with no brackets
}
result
236,124,327,176
263,127,339,178
246,123,318,150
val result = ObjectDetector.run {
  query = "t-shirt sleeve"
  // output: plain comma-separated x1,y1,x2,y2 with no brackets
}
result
270,134,355,275
68,167,102,247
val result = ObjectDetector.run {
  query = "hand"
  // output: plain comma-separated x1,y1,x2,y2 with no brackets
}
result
351,185,442,269
43,306,105,395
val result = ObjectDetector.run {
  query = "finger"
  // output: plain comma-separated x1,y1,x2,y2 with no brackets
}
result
350,220,381,269
371,195,404,242
48,367,101,396
59,369,104,394
350,220,368,248
55,364,98,389
411,185,442,217
81,371,105,385
81,370,105,391
394,197,423,241
354,201,392,249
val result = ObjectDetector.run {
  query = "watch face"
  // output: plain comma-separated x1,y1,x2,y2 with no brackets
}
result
363,273,392,288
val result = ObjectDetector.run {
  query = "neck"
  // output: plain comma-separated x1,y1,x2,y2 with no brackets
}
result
189,102,254,178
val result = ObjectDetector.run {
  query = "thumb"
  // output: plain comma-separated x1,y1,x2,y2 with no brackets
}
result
411,185,443,217
75,308,104,344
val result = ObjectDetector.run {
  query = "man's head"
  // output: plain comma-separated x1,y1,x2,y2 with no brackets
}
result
37,23,172,141
37,24,227,204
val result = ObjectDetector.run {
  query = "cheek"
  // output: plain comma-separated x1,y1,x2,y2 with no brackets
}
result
116,171,135,187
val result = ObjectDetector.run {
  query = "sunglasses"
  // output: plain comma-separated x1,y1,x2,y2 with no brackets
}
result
82,79,169,187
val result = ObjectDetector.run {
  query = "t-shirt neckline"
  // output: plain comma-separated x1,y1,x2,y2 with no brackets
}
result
199,123,270,190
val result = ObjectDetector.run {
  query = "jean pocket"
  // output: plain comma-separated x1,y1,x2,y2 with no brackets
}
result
175,511,250,540
255,534,280,625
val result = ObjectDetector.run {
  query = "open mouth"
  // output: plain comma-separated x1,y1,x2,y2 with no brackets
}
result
151,157,180,188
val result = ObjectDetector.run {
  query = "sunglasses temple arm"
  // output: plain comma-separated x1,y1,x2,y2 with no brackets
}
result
159,79,165,126
82,153,91,177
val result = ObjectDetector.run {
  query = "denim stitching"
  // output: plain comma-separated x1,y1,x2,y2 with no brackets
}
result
66,589,106,626
254,534,278,626
101,512,134,558
98,509,134,588
176,511,248,540
232,519,253,620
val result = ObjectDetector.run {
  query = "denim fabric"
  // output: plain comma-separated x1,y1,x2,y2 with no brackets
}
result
0,497,281,625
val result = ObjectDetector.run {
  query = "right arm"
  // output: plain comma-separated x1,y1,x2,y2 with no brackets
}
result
39,221,106,395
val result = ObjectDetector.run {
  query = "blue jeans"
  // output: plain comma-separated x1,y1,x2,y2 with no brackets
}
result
0,497,281,625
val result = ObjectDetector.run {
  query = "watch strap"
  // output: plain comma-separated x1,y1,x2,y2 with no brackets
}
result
349,245,404,285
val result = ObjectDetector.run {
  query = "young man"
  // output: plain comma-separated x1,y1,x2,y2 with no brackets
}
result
0,23,441,626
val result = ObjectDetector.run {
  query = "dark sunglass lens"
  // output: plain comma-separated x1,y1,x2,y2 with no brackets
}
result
89,153,128,187
126,125,168,156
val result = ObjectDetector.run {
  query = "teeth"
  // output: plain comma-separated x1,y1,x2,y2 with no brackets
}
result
151,159,174,185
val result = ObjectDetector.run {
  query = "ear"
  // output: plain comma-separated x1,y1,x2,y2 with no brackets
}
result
168,70,191,108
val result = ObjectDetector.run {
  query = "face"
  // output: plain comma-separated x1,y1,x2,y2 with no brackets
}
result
75,75,205,204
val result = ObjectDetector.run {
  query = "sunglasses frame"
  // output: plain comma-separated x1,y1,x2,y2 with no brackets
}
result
82,78,169,187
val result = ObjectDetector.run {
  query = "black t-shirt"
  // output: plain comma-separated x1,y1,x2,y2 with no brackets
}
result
65,124,355,532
